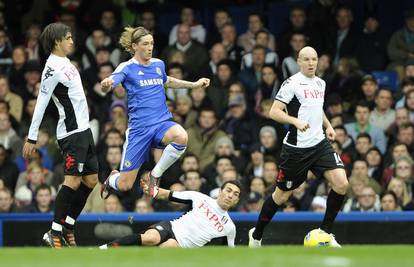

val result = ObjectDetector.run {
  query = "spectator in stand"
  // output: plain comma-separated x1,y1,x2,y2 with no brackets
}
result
243,144,265,180
168,7,206,45
174,95,198,130
238,13,275,52
8,46,27,92
380,191,401,211
20,60,42,103
240,192,264,212
19,96,56,138
220,23,244,68
183,170,206,194
355,186,381,212
392,156,414,195
327,6,359,66
350,159,381,194
395,77,414,109
0,74,23,123
24,23,42,62
365,147,384,184
387,9,414,77
345,101,387,154
386,107,411,146
249,176,266,197
0,111,22,160
207,43,227,78
355,16,388,72
207,59,235,118
404,89,414,122
0,144,18,193
239,45,266,102
355,133,373,160
139,10,168,57
134,198,153,213
325,94,353,123
24,184,54,213
316,53,334,87
255,65,280,111
187,108,226,171
0,187,14,212
165,63,188,101
99,9,121,46
395,123,414,156
387,178,414,210
334,125,357,161
162,24,209,79
281,32,306,80
206,9,232,48
0,28,13,74
262,159,278,195
331,140,352,174
369,88,395,132
310,196,327,212
241,30,279,70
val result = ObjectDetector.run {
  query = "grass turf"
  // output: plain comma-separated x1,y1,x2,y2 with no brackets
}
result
0,246,413,267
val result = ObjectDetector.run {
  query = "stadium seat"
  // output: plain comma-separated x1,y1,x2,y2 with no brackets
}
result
371,71,399,92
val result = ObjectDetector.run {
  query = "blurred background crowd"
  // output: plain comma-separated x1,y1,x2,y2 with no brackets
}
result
0,0,413,216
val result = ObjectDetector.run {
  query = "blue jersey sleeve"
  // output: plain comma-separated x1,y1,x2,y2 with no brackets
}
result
161,61,167,84
111,61,129,88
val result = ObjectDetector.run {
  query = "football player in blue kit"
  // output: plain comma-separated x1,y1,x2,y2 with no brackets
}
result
100,26,209,198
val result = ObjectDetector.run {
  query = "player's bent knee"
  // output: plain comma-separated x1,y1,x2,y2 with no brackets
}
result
333,178,349,195
174,131,188,145
141,231,161,246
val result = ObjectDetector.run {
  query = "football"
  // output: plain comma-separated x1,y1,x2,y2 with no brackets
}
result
303,229,331,247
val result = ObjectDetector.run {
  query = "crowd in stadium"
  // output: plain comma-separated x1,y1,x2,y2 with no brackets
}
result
0,0,413,215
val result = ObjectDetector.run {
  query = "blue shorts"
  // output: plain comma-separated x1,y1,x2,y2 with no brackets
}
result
120,120,177,171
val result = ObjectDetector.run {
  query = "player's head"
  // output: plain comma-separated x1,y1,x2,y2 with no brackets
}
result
217,180,241,210
119,26,153,61
297,46,318,78
40,22,73,55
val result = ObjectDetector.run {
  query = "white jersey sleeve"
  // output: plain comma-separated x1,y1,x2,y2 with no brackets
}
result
226,223,236,247
27,65,60,143
275,78,294,104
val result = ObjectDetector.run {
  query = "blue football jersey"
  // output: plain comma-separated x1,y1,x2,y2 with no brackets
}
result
111,57,172,127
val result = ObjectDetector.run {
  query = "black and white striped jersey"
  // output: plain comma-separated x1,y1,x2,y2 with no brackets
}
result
28,54,89,142
275,72,326,148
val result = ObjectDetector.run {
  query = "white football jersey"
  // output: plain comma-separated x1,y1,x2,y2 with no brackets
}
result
28,54,90,142
275,72,326,148
169,191,236,248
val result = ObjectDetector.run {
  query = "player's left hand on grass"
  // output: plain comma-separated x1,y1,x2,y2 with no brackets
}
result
193,78,210,89
325,126,336,141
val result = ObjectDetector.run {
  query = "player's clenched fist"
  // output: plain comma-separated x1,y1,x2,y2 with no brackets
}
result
193,78,210,89
101,77,114,92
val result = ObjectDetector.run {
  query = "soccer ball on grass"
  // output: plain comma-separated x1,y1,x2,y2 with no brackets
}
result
303,229,331,247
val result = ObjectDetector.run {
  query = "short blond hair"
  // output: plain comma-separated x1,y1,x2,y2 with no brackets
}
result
119,26,151,55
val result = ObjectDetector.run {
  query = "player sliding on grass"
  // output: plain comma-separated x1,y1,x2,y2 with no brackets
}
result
248,46,349,248
99,179,241,249
100,26,210,199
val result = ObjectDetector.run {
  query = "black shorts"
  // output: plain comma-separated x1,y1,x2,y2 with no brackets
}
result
57,128,98,176
276,138,344,191
148,221,176,244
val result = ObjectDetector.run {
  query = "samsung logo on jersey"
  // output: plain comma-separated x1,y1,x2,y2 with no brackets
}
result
139,78,163,87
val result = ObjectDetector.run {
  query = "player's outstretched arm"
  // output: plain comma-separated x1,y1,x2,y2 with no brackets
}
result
269,100,310,132
140,176,170,199
165,76,210,90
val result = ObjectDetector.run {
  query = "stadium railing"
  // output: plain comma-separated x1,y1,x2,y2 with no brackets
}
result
1,211,414,246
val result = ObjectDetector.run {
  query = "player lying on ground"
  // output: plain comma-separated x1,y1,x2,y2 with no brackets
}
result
99,179,241,249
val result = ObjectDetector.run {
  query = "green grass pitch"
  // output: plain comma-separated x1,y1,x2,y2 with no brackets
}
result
0,246,413,267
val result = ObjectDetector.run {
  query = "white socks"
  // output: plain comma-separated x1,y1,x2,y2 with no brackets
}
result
151,143,186,178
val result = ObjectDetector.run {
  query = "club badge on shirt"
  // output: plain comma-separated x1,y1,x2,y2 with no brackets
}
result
156,67,162,76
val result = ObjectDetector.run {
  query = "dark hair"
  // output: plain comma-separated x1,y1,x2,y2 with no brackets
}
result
381,190,398,204
333,125,348,134
356,132,372,143
182,152,199,164
167,62,185,73
40,22,71,54
183,170,201,180
98,62,115,71
221,180,242,192
255,29,270,40
215,155,233,164
355,100,370,110
35,184,51,195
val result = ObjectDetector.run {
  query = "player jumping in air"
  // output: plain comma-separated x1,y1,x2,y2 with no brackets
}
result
100,26,210,198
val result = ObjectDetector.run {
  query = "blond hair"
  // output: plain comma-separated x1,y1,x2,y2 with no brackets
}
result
119,26,151,55
387,178,411,206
